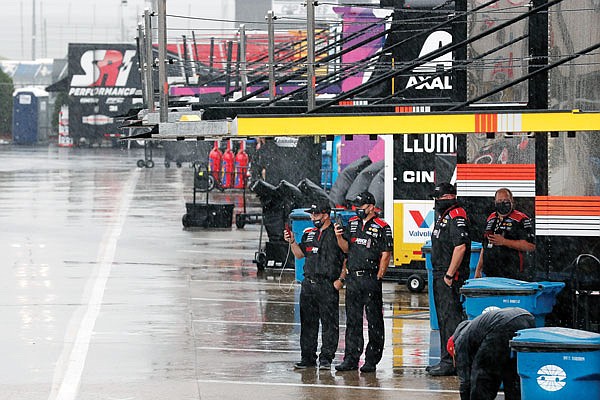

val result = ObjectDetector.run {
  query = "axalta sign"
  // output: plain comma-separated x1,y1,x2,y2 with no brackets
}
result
405,31,453,90
69,49,140,97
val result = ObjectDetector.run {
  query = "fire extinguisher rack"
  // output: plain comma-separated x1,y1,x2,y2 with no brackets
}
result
235,173,262,228
182,162,234,228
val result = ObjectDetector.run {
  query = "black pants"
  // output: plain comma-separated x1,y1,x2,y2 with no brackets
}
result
299,279,340,363
433,270,465,367
459,315,535,400
343,274,384,365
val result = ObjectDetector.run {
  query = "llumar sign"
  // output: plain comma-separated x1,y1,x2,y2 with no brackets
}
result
68,44,141,97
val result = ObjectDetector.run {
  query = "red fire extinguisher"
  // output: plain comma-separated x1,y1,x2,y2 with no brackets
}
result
208,141,222,181
221,140,235,189
234,141,249,189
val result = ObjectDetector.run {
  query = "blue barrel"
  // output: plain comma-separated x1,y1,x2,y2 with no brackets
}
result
510,327,600,399
460,278,565,326
422,241,482,330
289,208,354,282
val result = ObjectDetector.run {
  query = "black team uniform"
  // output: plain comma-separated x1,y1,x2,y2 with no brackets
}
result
297,224,345,367
481,210,535,281
339,215,393,370
431,202,471,374
449,307,535,400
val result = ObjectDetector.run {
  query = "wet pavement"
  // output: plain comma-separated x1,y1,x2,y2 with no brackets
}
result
0,145,471,399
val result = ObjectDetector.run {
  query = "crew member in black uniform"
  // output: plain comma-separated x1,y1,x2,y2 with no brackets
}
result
333,191,393,373
284,200,345,370
447,307,535,400
474,188,535,281
428,182,471,376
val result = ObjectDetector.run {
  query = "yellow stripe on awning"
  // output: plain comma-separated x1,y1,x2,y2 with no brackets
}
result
235,110,600,136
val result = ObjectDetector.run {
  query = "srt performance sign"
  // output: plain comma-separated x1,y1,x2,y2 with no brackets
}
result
68,44,141,97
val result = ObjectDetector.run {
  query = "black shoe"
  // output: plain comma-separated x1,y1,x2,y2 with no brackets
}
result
427,364,456,376
294,360,316,369
318,360,331,370
425,363,440,372
360,363,376,373
335,361,358,371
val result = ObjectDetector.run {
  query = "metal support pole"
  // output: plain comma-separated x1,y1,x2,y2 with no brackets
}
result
31,0,36,60
144,8,155,112
452,0,468,107
225,41,233,100
267,10,276,101
209,37,215,73
239,24,248,96
182,35,190,86
158,0,168,122
306,1,316,111
137,22,148,107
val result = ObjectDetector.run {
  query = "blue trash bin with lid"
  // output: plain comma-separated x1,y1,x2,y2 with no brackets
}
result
510,327,600,399
460,278,564,326
422,241,482,330
289,208,354,282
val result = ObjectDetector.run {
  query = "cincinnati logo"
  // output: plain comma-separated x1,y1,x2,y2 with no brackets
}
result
409,209,435,229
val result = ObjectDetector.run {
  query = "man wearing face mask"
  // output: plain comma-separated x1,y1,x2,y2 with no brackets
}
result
428,182,471,376
474,188,535,281
333,191,393,373
284,200,346,370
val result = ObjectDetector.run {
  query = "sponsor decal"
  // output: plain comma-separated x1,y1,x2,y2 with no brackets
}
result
82,114,114,125
403,202,434,243
70,49,139,97
406,31,453,90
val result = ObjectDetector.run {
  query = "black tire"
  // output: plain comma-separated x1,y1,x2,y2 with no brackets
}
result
145,160,155,168
136,159,146,168
164,161,170,168
406,274,425,293
182,214,191,228
235,215,246,229
176,162,182,168
255,252,266,271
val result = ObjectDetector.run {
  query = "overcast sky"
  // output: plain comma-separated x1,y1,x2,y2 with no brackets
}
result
0,0,239,60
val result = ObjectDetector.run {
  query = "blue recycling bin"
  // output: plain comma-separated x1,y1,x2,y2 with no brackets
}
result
289,208,354,282
422,241,482,330
460,278,565,326
510,327,600,399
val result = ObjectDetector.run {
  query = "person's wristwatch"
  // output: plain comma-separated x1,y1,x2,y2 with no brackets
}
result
445,274,454,280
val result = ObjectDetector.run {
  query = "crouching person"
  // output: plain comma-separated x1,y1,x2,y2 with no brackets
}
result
447,307,535,400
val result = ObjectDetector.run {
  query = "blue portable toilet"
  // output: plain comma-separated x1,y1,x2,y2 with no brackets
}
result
510,327,600,399
12,87,51,144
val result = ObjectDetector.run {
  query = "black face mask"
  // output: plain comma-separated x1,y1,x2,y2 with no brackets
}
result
495,200,512,215
435,199,457,213
313,219,324,229
356,208,368,219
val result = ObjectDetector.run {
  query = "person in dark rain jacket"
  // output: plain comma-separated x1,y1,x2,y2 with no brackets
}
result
447,307,535,400
284,200,345,370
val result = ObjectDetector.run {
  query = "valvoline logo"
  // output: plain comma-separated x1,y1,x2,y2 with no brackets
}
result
409,209,435,229
401,201,434,244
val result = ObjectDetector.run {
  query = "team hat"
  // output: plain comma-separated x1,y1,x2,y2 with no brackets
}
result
432,182,456,199
304,199,331,214
351,191,376,206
